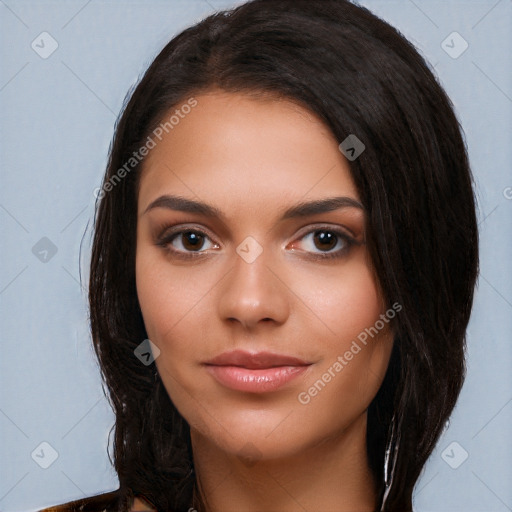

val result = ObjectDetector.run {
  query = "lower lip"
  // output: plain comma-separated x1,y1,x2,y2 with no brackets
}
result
204,365,310,393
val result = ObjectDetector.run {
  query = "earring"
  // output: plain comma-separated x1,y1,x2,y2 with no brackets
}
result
381,416,400,510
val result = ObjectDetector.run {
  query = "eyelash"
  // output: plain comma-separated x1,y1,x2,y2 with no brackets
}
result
155,224,358,261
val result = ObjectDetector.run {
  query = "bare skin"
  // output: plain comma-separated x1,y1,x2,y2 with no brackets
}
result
131,497,155,511
135,89,394,512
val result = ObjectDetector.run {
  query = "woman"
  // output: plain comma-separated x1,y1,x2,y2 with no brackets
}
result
40,0,479,510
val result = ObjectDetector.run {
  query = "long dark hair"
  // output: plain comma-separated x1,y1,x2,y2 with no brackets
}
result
88,1,479,510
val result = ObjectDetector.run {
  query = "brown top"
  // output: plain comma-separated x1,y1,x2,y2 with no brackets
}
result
38,489,157,512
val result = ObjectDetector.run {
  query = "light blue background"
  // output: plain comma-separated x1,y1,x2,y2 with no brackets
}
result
1,1,511,511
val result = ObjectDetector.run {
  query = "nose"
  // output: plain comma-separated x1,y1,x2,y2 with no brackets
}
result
217,243,290,331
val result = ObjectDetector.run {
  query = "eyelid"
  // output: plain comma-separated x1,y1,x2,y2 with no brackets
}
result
285,223,358,260
292,222,356,241
154,223,219,255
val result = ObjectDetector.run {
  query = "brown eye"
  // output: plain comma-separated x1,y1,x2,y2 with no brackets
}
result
289,226,357,261
312,231,338,252
155,226,218,258
179,231,206,252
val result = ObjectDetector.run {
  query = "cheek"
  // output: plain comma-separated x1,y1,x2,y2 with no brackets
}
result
135,248,210,410
135,244,212,345
296,257,384,345
135,250,169,339
294,258,393,410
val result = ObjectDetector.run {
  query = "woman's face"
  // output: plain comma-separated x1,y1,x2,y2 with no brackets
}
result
136,90,394,461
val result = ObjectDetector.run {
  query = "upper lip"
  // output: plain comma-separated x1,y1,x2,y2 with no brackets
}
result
204,350,311,369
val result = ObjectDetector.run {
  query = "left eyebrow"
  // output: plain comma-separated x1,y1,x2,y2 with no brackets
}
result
142,194,365,220
280,196,365,219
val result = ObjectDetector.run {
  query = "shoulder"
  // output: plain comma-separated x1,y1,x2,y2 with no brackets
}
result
37,489,157,512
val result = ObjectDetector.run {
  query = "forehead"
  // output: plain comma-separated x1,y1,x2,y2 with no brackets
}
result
138,90,359,213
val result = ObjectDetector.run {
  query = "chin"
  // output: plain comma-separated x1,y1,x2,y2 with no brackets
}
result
187,399,347,465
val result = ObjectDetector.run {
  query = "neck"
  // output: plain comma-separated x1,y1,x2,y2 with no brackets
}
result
190,413,377,512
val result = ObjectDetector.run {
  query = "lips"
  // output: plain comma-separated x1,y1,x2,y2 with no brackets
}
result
204,350,312,393
205,350,310,368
